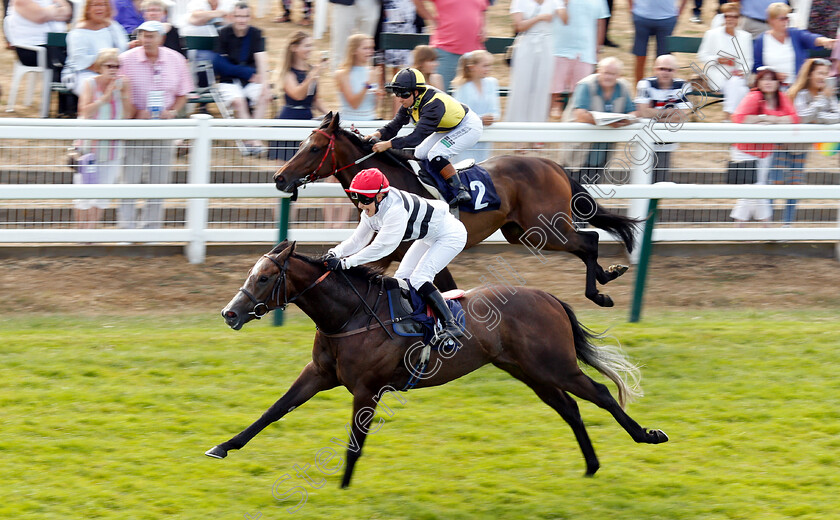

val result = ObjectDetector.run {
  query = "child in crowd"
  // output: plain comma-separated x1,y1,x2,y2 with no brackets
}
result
412,45,445,91
452,50,500,163
74,48,134,229
331,33,382,228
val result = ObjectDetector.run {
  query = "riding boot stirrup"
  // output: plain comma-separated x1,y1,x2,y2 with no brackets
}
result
418,283,464,340
445,174,472,207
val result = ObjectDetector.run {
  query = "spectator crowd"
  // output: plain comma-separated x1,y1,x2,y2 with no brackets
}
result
2,0,839,228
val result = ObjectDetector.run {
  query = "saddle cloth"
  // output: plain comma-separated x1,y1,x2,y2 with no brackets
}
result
384,277,466,345
413,159,502,214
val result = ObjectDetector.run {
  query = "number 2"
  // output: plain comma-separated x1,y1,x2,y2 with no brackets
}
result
469,180,488,210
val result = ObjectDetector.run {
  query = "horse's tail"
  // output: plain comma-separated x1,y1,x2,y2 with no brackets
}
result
565,171,642,253
554,296,643,408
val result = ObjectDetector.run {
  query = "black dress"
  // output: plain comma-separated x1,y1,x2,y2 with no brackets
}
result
268,68,316,161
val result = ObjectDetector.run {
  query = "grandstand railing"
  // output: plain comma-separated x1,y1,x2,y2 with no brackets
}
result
1,116,839,264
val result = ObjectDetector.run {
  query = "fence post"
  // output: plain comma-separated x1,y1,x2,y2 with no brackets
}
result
629,198,659,323
185,114,213,264
273,196,291,326
628,129,655,265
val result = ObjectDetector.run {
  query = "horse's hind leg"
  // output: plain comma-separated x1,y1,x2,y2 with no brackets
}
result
205,362,338,459
533,384,601,476
564,372,668,445
569,230,624,307
493,365,600,476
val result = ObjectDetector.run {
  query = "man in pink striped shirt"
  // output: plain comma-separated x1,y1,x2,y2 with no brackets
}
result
117,20,193,230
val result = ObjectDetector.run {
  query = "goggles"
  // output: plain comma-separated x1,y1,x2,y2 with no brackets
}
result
386,86,413,99
349,192,377,205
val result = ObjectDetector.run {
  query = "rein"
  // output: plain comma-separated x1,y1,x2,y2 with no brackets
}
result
297,129,376,187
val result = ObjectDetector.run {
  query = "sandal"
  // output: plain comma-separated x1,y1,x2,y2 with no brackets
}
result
273,14,291,23
298,17,312,26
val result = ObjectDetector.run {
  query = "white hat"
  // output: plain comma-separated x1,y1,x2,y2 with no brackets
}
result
136,20,165,35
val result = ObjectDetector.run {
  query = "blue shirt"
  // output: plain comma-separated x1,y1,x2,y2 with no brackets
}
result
112,0,145,34
552,0,610,63
572,77,636,113
632,0,678,20
740,0,786,21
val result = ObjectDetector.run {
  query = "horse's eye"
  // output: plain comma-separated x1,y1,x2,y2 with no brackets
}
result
310,146,319,153
258,275,269,283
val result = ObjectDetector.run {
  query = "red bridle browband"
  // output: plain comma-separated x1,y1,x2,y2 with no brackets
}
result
299,129,375,186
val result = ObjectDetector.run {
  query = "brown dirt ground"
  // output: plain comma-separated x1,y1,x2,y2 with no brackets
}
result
1,4,835,316
2,248,838,315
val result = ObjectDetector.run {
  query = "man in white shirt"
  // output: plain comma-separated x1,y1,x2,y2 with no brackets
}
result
635,54,692,182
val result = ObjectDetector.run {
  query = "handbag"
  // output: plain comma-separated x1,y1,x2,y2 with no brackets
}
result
726,159,757,184
77,153,99,184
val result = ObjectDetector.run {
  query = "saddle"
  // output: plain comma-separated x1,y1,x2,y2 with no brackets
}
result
383,277,466,344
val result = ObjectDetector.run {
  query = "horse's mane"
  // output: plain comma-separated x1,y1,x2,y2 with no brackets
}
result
319,116,415,174
269,242,386,285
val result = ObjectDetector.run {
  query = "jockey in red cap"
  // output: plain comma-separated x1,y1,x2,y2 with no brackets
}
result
324,167,467,340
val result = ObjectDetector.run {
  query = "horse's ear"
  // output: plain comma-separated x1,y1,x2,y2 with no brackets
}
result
327,111,341,132
271,240,296,256
319,112,333,129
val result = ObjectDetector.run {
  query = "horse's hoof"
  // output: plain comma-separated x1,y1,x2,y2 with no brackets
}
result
608,264,629,277
648,429,669,444
600,295,614,308
205,445,228,459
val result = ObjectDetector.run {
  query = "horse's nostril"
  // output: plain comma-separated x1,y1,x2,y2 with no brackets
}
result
223,310,237,319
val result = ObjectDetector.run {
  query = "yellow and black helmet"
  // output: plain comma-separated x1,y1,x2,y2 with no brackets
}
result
385,68,426,97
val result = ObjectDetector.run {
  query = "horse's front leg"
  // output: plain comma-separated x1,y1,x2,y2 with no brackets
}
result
339,388,379,488
205,361,338,459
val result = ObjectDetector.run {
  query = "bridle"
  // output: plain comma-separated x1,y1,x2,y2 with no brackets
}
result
236,252,394,339
238,254,331,319
295,129,376,188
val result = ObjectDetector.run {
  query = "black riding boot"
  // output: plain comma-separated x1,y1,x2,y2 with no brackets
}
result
440,164,471,206
418,282,464,339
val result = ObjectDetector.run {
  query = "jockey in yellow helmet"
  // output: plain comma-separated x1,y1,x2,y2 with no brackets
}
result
365,68,483,207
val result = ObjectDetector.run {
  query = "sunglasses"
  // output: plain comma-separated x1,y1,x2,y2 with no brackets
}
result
656,67,675,72
104,64,120,69
349,192,377,205
775,16,789,21
723,14,739,19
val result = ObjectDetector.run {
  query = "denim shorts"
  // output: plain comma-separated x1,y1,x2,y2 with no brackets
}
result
632,15,677,57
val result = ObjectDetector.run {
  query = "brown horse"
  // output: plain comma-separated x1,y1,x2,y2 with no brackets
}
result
272,112,640,307
207,241,669,488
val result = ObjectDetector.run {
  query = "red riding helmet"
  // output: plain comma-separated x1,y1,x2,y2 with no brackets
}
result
346,168,390,198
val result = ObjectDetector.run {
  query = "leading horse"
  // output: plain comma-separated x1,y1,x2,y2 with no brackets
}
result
273,112,640,307
207,241,669,488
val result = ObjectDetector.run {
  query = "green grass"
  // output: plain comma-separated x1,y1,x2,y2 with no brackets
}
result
1,309,839,519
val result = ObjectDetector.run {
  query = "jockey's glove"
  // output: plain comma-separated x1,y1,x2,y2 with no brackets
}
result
324,255,344,271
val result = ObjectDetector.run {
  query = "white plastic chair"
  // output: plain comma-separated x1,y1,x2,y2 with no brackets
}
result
5,43,52,118
4,17,53,117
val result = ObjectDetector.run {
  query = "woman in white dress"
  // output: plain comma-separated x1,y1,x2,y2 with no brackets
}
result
504,0,566,124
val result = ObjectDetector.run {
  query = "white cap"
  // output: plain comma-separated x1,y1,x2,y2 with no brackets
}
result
136,20,165,35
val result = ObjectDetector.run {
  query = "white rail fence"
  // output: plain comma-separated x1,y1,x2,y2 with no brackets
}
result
1,117,839,263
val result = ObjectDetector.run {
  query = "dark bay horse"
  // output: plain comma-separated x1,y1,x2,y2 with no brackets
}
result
207,241,669,488
272,112,640,307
